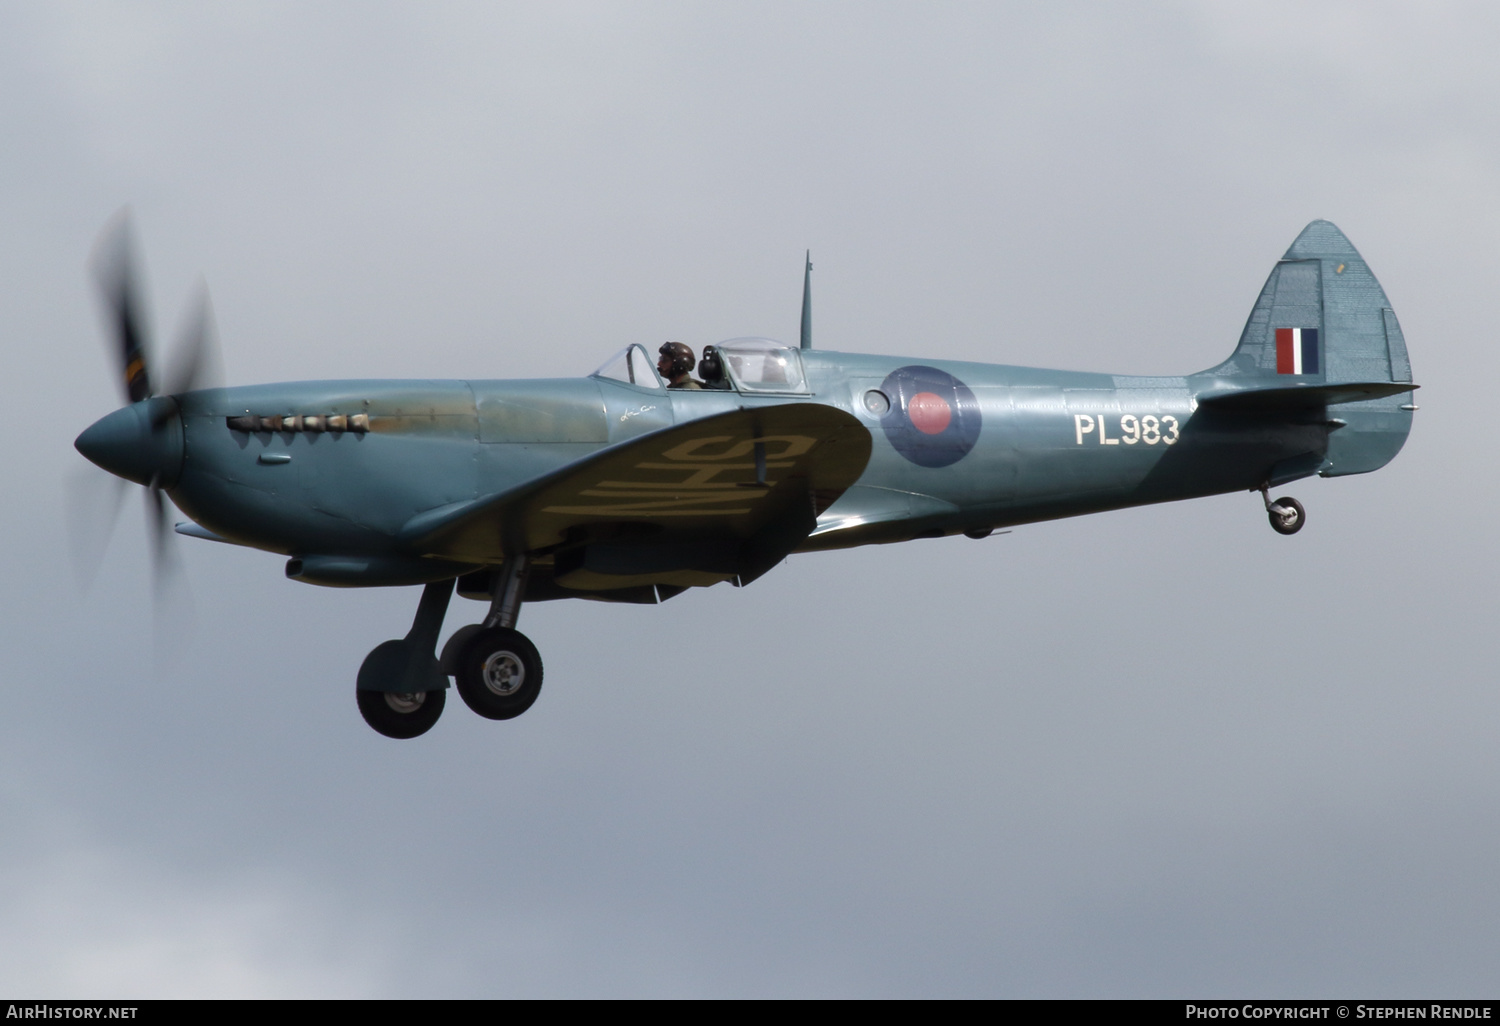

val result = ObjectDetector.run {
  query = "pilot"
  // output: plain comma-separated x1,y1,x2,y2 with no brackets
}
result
697,344,733,390
657,341,702,389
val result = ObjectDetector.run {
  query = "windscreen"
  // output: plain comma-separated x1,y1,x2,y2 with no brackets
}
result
592,344,664,389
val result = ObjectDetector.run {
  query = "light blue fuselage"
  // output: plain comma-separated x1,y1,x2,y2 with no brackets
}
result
166,347,1403,568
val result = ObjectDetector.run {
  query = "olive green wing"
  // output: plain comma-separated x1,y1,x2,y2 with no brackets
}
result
400,403,871,590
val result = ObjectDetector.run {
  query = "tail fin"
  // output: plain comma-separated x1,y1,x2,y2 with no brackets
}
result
1206,220,1416,477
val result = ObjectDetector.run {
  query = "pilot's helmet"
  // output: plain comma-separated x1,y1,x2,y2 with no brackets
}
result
658,341,696,378
698,344,724,382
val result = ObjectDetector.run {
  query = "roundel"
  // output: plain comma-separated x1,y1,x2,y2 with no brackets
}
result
878,365,981,468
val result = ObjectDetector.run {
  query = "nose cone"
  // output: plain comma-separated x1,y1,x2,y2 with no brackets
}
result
75,397,184,487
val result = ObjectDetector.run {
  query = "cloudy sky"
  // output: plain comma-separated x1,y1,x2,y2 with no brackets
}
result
2,1,1496,997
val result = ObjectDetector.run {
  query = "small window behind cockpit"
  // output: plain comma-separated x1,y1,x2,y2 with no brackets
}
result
717,338,809,394
592,344,665,390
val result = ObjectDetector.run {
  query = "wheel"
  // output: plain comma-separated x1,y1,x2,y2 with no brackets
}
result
1268,496,1306,535
357,686,446,739
455,626,544,720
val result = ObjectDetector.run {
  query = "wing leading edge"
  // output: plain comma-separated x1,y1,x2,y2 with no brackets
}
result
399,403,872,592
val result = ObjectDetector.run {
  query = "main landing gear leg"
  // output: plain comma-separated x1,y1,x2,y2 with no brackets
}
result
1260,485,1306,536
356,578,454,739
450,555,545,721
483,553,529,631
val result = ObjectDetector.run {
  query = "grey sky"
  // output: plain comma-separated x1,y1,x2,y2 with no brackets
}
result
1,1,1496,996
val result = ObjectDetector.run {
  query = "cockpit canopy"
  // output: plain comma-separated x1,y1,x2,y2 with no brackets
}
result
714,338,808,393
591,338,807,394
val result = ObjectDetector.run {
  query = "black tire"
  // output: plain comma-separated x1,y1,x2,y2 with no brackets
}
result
357,686,446,739
455,626,544,720
1269,496,1306,535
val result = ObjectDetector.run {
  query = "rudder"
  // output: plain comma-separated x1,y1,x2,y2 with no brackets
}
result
1206,220,1416,477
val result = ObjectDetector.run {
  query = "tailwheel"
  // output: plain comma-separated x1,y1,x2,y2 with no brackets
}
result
1268,495,1306,535
357,686,446,739
455,626,544,720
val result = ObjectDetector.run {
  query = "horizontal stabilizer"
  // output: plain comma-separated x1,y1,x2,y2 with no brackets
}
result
1197,381,1418,413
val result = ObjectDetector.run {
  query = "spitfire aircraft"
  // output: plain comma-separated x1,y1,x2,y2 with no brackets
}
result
75,219,1417,738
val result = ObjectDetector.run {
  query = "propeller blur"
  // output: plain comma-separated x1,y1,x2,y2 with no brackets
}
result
74,211,222,610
